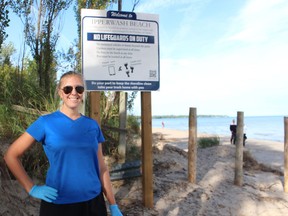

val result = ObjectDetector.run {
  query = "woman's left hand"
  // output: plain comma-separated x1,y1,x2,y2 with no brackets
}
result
109,204,123,216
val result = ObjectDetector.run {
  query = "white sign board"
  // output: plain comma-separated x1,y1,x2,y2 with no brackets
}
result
81,9,160,91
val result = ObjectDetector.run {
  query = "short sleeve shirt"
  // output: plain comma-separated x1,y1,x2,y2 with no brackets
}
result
26,110,105,204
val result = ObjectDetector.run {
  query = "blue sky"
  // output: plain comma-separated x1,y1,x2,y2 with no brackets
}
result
131,0,288,117
6,0,288,116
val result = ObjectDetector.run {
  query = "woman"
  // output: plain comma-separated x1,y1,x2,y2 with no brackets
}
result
4,71,122,216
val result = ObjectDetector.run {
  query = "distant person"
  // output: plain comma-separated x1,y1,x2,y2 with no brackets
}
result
230,119,237,144
162,121,165,128
243,124,247,146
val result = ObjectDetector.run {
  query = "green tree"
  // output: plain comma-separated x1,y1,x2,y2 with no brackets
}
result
0,0,10,50
11,0,73,93
0,42,15,66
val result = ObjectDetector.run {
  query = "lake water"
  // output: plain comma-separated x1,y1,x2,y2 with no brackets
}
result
152,116,285,142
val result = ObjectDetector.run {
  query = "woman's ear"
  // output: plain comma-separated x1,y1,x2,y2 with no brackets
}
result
58,88,63,100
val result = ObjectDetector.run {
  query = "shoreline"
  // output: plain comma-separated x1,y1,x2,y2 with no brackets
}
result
153,127,284,143
152,127,284,171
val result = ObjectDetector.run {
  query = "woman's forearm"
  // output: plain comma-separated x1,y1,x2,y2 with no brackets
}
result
101,166,116,204
4,132,36,193
4,153,34,193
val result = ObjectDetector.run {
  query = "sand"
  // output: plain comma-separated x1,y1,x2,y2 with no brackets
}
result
114,128,288,215
1,128,288,216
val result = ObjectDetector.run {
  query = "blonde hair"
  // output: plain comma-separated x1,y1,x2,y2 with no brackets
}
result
58,71,83,89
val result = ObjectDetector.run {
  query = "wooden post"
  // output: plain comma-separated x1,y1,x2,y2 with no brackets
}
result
284,117,288,192
141,92,153,208
188,107,197,183
118,92,127,159
116,0,127,160
89,92,101,124
234,111,244,186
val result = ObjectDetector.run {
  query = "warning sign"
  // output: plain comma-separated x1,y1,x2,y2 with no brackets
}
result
81,9,160,91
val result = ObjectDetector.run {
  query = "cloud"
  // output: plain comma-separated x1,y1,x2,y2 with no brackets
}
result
131,0,288,116
137,0,212,58
149,38,288,116
137,0,202,12
225,0,288,43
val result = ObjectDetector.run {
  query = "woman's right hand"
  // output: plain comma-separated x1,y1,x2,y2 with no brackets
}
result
29,185,58,202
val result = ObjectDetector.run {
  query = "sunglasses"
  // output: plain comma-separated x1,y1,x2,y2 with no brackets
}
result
62,86,85,94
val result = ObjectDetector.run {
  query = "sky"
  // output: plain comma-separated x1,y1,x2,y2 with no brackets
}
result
6,0,288,117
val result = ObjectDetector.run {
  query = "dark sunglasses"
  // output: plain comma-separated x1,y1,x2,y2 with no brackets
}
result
62,86,85,94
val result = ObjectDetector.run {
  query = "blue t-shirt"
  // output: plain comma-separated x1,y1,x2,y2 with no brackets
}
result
26,110,105,204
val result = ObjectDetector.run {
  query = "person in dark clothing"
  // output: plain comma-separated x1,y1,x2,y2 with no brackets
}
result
243,124,247,146
230,119,237,144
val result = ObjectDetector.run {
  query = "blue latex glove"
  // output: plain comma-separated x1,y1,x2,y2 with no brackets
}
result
109,204,123,216
29,185,58,203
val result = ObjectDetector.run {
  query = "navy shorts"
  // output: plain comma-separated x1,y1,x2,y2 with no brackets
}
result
39,193,107,216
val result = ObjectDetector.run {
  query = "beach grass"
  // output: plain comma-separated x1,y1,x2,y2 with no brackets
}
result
198,136,220,148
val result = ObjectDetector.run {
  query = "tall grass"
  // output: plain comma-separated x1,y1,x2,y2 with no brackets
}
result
0,67,59,180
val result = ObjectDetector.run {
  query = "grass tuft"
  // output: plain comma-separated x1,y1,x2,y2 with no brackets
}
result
198,136,220,148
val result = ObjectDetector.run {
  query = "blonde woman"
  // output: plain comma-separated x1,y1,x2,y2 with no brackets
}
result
4,71,122,216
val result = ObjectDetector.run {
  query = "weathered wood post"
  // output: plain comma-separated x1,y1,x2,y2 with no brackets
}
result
234,111,244,186
284,117,288,192
141,92,153,207
117,0,127,160
118,92,127,159
188,107,197,183
89,92,101,124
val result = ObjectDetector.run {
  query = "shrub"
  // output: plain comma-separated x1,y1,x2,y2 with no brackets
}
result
198,136,220,148
127,115,140,134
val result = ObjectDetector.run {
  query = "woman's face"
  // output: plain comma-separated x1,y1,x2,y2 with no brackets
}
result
58,75,84,110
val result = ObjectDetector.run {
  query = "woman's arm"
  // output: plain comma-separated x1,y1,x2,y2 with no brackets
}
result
4,132,36,193
97,143,116,204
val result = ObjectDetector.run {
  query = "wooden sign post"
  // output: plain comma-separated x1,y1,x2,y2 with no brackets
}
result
89,92,101,124
141,92,153,208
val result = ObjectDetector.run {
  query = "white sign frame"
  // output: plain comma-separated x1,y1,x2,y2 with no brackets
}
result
81,9,160,91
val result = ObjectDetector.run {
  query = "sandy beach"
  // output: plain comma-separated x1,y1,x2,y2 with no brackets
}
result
1,128,288,215
115,128,288,215
152,128,285,170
